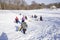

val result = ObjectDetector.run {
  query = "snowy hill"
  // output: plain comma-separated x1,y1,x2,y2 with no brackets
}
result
0,9,60,40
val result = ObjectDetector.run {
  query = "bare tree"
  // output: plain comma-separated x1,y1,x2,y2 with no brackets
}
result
0,0,2,3
14,0,27,9
31,1,38,5
8,0,10,5
0,0,2,9
14,0,20,9
0,0,6,9
30,1,38,9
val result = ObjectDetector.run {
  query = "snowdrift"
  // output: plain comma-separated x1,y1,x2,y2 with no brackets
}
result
0,9,60,40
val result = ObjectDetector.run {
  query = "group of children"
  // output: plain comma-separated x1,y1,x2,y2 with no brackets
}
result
15,15,43,34
15,16,28,34
32,15,43,21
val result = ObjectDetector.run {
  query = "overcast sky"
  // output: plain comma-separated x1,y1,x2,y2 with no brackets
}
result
25,0,60,5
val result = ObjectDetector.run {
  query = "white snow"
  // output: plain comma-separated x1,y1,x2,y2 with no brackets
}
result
0,9,60,40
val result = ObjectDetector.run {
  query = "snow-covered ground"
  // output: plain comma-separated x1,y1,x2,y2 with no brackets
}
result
0,9,60,40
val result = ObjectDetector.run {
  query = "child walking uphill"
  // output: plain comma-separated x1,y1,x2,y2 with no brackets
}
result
21,20,28,34
22,16,25,22
15,16,20,24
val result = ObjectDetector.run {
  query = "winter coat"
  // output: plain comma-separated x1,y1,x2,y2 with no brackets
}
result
22,16,25,21
21,22,27,29
15,17,19,23
40,16,43,21
34,15,37,18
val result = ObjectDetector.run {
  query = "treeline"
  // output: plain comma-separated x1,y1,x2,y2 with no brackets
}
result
0,0,60,10
0,1,45,10
46,3,60,8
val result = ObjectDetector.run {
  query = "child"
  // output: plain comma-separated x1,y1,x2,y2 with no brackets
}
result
15,16,20,23
21,20,27,34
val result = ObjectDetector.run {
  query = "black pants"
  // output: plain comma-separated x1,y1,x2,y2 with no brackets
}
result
23,29,26,34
